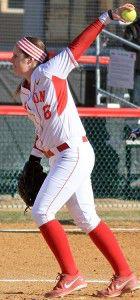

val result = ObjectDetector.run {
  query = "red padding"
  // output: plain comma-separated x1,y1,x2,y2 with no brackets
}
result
0,106,140,118
0,51,110,65
0,52,13,61
0,106,27,115
78,107,140,117
78,55,110,65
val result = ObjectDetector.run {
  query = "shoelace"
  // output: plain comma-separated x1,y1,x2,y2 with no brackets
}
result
53,273,65,290
97,274,118,294
106,275,118,292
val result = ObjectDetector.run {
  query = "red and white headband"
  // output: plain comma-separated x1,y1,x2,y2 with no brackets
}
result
17,37,47,63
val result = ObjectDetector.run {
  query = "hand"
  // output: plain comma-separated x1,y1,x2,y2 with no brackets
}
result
112,3,135,22
129,128,140,141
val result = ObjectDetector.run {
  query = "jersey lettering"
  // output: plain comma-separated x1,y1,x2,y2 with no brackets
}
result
33,90,45,103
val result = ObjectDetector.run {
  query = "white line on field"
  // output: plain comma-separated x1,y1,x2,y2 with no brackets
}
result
0,278,108,284
0,228,140,233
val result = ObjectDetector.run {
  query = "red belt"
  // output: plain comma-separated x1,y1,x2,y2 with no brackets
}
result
44,136,88,158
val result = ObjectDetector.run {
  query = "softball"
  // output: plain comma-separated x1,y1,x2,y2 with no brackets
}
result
121,9,137,23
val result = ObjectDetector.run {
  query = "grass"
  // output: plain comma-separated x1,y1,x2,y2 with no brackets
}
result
0,209,140,224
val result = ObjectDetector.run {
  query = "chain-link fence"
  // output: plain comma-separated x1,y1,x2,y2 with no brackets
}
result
0,111,140,199
0,109,140,227
0,62,89,107
0,0,139,50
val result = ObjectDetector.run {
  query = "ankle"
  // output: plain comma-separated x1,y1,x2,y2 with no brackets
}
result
117,271,133,278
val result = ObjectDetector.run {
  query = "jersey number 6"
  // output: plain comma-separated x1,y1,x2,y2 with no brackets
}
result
43,105,51,119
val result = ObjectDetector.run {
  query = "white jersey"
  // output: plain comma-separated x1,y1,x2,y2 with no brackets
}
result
20,47,86,156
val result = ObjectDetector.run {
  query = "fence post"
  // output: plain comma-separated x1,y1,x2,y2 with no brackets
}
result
95,35,102,106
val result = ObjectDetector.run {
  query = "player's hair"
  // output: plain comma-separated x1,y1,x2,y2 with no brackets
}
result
15,36,49,96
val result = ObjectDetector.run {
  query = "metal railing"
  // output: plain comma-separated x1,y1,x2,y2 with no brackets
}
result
95,29,140,107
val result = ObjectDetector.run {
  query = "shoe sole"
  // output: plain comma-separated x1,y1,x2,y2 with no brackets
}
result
59,283,88,298
106,283,140,298
122,281,140,293
131,281,140,291
97,283,140,298
45,283,87,298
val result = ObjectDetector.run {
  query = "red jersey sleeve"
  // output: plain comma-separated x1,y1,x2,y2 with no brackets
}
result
68,19,105,60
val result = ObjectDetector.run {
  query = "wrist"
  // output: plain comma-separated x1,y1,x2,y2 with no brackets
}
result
99,11,112,25
31,147,44,158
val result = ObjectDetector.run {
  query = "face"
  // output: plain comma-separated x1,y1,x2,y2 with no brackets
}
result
11,46,32,77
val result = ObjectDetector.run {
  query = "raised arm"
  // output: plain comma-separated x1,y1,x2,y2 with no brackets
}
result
69,3,135,60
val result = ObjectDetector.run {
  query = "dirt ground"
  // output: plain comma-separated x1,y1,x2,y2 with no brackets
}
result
0,221,140,300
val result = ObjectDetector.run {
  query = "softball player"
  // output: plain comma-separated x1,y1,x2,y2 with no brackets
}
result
12,3,139,298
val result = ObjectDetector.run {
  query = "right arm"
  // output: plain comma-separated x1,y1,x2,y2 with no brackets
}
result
46,13,110,79
48,3,135,79
68,3,136,60
68,13,110,61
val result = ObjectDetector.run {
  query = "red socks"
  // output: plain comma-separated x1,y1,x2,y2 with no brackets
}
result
39,220,78,275
89,221,132,277
40,219,132,277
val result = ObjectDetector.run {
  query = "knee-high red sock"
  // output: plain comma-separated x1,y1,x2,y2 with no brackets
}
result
89,221,132,276
39,220,78,275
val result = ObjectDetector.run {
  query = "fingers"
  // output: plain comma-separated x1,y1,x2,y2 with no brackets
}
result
111,10,125,22
112,3,136,23
122,3,135,11
113,13,125,23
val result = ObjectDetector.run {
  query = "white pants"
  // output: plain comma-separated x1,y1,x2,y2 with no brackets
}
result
32,141,100,233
